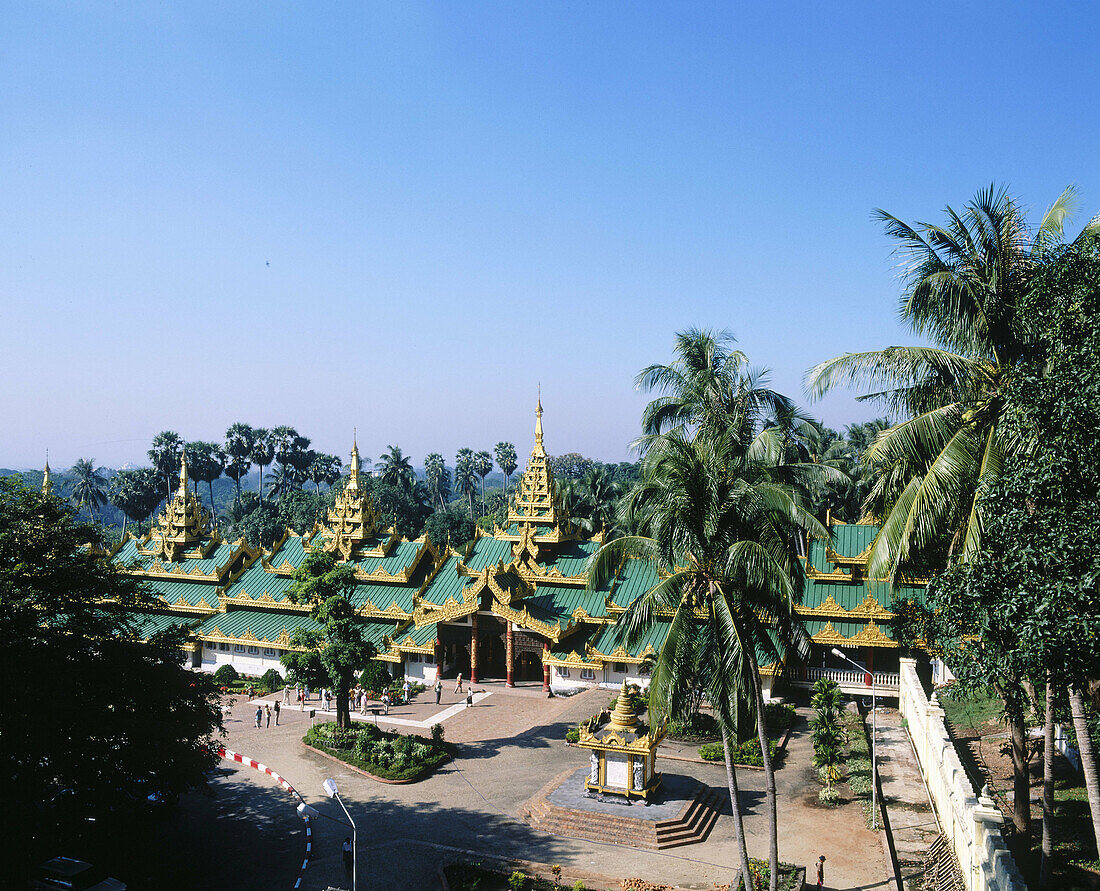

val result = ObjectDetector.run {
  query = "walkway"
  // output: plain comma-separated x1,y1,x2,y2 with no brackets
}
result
875,708,939,890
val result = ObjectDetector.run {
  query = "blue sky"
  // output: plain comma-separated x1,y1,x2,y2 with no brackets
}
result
2,3,1097,469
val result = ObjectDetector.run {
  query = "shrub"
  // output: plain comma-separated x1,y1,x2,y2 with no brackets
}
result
698,742,723,762
565,726,581,744
259,668,284,692
359,662,391,692
666,712,719,741
213,664,239,686
764,701,796,733
508,870,527,890
818,787,841,806
572,882,587,891
431,722,445,743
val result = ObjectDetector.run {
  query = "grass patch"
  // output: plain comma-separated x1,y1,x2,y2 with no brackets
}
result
304,721,450,782
938,685,1003,733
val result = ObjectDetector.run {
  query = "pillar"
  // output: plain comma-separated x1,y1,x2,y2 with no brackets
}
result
434,638,444,681
542,641,551,692
469,612,479,684
866,646,874,686
506,623,515,687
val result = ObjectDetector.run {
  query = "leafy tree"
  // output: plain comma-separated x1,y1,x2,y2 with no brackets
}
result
494,441,518,497
424,453,450,510
283,551,377,729
549,452,594,479
474,450,493,505
184,441,225,519
1,478,223,881
250,428,275,504
109,467,163,537
378,445,415,492
306,451,343,496
269,425,311,500
423,507,476,549
362,477,430,539
69,458,108,522
147,431,184,500
454,448,479,516
807,185,1099,579
223,422,255,506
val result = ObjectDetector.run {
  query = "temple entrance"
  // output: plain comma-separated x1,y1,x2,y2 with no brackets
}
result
474,614,508,679
513,631,546,682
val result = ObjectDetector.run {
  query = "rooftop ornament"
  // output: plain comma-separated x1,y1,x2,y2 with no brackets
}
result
577,681,665,801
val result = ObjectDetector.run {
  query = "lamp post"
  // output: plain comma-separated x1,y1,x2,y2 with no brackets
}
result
323,778,356,891
831,647,878,830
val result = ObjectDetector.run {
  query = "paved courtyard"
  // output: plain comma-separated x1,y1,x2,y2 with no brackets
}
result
182,683,890,890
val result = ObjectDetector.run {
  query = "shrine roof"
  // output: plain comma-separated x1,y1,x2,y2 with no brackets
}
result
268,533,309,564
418,556,473,606
606,559,661,610
123,611,203,640
352,539,422,575
824,523,878,559
465,536,513,570
196,609,323,642
587,620,668,660
390,621,437,649
142,577,221,608
354,581,416,615
539,539,599,576
223,561,296,602
520,585,607,620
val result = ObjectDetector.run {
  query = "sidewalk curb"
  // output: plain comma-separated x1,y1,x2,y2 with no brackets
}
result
219,746,312,890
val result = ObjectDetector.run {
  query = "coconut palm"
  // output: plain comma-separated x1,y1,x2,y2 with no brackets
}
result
474,451,493,506
424,453,450,510
223,423,255,506
494,442,518,498
454,448,479,516
807,185,1099,579
184,441,225,520
250,429,275,504
378,445,415,492
589,431,823,891
69,458,108,522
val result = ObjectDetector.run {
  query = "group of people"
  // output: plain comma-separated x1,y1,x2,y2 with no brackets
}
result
253,701,280,728
281,683,338,712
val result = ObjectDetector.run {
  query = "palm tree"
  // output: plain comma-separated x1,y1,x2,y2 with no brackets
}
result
378,445,415,492
251,429,275,504
224,423,255,507
69,459,108,522
494,442,517,498
424,453,450,510
807,185,1099,580
474,451,493,507
589,432,822,891
454,448,479,516
147,431,184,501
184,441,225,520
306,452,343,496
269,426,311,501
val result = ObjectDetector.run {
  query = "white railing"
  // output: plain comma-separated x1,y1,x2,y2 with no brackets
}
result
794,666,900,691
898,657,1025,891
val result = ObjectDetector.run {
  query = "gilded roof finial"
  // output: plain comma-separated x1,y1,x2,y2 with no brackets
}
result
609,680,638,731
533,388,545,456
42,451,52,496
178,451,190,495
348,435,361,492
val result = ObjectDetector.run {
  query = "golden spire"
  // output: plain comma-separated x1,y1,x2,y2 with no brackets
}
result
609,680,638,731
348,435,361,492
178,451,190,496
533,390,545,457
42,453,52,496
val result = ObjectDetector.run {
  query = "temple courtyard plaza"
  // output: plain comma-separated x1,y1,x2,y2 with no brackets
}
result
166,682,892,891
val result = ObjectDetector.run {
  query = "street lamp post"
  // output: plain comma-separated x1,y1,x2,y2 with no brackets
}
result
831,647,878,830
323,778,357,891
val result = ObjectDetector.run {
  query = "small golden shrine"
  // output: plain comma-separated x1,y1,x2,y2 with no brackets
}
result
577,682,665,801
151,454,210,562
324,439,384,562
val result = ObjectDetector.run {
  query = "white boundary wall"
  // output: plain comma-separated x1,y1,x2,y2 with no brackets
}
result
898,657,1026,891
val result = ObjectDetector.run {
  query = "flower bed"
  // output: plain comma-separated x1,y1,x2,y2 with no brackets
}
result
698,738,778,767
303,721,450,782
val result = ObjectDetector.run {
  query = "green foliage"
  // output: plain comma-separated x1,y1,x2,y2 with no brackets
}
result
764,701,797,732
571,881,587,891
565,726,580,744
424,507,475,548
508,870,527,891
259,668,284,692
358,661,392,694
431,723,445,743
699,738,777,766
213,664,239,686
1,478,223,880
667,711,719,741
698,742,723,761
818,787,841,806
304,721,449,781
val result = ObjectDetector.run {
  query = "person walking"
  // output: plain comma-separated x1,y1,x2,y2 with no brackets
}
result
434,678,442,704
254,705,262,728
273,700,280,726
283,684,291,704
342,837,353,880
381,691,391,715
402,678,411,702
265,704,272,728
298,689,304,712
816,855,826,888
454,673,463,694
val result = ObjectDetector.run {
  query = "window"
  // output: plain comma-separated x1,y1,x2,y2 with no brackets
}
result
219,642,229,652
247,646,260,655
233,644,245,653
408,653,420,663
263,648,276,657
613,662,627,674
557,667,570,678
580,668,596,681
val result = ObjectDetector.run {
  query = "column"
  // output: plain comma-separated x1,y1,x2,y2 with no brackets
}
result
434,638,444,681
542,641,551,692
506,623,515,687
469,612,479,684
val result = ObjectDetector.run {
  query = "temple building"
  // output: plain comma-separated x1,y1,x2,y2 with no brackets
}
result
107,402,924,699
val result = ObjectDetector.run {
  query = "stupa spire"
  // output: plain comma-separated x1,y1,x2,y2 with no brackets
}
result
533,388,545,457
42,452,52,496
178,451,190,495
348,434,361,492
